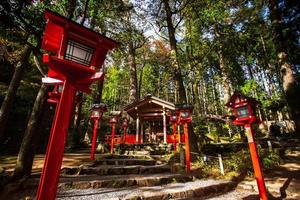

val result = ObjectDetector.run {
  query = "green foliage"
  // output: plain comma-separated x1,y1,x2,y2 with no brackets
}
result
195,149,281,178
102,65,129,109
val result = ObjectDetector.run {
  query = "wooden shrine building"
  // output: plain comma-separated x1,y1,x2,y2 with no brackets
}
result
124,94,175,144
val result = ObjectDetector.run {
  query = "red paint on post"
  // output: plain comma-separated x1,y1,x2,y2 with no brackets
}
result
36,80,76,200
123,127,127,144
110,124,116,154
183,123,190,172
245,124,268,200
90,119,99,160
173,123,177,153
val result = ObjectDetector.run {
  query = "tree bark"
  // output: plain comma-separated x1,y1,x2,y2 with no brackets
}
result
128,41,139,102
269,0,300,135
162,0,198,152
13,83,48,179
0,45,32,143
218,49,232,104
80,0,90,25
162,0,187,103
66,0,77,19
278,53,300,134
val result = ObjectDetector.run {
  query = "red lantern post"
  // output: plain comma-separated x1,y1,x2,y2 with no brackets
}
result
90,103,107,160
169,114,177,153
109,111,121,154
121,118,129,144
226,91,268,200
37,9,118,200
176,104,193,173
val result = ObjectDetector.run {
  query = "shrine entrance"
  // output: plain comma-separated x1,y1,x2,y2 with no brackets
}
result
124,94,175,144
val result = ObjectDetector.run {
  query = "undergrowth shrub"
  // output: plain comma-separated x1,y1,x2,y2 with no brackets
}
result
195,148,281,177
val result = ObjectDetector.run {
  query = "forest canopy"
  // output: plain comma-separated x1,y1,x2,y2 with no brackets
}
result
0,0,300,157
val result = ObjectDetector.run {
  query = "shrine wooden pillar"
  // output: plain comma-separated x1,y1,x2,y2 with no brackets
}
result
163,107,167,144
136,114,140,143
141,121,144,144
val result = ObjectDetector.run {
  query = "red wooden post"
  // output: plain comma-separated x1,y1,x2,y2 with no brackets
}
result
121,118,128,144
183,123,190,172
123,127,127,144
245,124,268,200
90,119,99,160
38,9,118,200
110,124,116,154
36,80,75,200
173,123,177,153
225,91,268,200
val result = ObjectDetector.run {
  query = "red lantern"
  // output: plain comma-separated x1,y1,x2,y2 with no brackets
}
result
37,9,118,200
46,84,63,104
121,118,129,128
225,91,259,125
90,103,106,160
169,114,177,124
121,118,129,144
91,103,106,120
109,111,121,154
175,104,193,173
169,113,178,153
176,104,193,124
225,92,267,200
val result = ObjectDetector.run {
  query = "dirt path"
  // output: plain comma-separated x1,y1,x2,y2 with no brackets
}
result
0,151,99,174
1,150,299,199
236,150,300,199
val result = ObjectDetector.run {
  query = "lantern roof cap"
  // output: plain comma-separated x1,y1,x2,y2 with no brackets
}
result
175,103,194,111
225,91,258,108
110,111,121,116
91,103,107,112
44,9,119,48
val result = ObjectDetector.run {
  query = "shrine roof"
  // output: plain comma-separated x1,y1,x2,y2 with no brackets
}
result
123,94,175,120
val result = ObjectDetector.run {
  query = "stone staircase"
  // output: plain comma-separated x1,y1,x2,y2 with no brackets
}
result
2,144,240,200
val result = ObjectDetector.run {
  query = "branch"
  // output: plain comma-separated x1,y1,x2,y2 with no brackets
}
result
80,0,90,25
171,0,192,15
33,55,46,76
147,20,169,41
174,15,184,29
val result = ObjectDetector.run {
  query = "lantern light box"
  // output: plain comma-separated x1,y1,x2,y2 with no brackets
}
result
122,118,129,128
175,104,193,124
225,91,259,125
109,111,121,124
91,103,107,120
42,9,119,93
170,115,177,123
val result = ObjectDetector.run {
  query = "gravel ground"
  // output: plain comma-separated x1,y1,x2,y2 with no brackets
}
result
57,179,229,200
204,190,259,200
57,187,137,200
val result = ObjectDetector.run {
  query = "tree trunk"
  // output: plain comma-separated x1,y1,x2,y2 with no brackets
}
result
269,0,300,135
13,83,48,179
138,60,145,99
278,53,300,134
80,0,90,25
0,45,32,142
162,0,186,103
66,0,77,19
128,41,138,102
218,49,232,104
162,0,198,152
69,92,83,148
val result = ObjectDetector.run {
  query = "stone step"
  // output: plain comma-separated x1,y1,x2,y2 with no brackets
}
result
59,173,193,189
87,158,157,166
61,164,171,176
22,173,193,190
56,179,236,200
